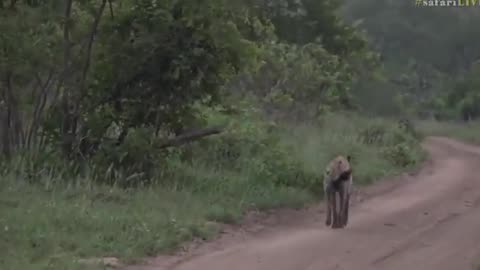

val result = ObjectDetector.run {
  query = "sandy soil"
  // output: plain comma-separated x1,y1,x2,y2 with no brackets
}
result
125,136,480,270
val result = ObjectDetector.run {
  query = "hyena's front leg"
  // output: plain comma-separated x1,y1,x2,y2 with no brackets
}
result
335,188,345,228
343,179,352,227
337,186,346,228
343,192,350,227
325,190,332,227
332,191,340,228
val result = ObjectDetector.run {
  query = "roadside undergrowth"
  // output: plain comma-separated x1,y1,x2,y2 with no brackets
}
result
417,120,480,145
0,113,426,270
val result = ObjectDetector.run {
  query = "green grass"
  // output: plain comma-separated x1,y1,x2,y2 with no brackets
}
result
417,119,480,144
0,176,312,270
0,114,426,270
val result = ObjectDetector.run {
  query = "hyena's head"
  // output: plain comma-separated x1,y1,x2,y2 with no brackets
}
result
325,155,352,182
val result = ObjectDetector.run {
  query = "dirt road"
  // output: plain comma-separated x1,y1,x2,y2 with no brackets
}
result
128,137,480,270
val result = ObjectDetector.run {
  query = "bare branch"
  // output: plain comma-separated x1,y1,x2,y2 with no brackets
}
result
26,70,55,148
157,126,225,149
71,0,107,140
9,0,16,9
79,0,107,95
108,0,114,19
60,0,74,155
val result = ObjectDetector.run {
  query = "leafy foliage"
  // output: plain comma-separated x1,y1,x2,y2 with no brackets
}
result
443,63,480,121
0,0,377,183
341,0,480,119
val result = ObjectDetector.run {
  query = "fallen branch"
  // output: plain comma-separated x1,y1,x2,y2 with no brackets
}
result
157,125,225,149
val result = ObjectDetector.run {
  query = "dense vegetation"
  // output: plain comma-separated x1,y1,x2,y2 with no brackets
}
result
341,1,480,120
0,1,477,269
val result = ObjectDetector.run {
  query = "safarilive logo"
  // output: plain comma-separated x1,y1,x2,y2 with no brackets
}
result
416,0,480,6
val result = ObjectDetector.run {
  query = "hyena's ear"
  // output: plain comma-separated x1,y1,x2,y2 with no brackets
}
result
346,155,352,162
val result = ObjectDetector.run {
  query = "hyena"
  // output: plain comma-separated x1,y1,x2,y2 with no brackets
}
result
323,155,353,229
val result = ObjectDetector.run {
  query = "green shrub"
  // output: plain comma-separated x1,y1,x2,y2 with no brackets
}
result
382,142,417,167
357,120,388,145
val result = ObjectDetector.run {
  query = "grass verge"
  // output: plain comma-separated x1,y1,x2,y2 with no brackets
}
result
0,113,425,270
416,119,480,145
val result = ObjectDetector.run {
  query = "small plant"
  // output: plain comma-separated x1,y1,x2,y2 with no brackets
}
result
357,121,387,145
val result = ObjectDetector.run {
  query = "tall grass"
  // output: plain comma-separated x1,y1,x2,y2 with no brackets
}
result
0,113,425,270
417,119,480,144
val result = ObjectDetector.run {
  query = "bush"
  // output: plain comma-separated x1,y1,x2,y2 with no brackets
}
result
350,116,423,169
382,142,418,167
189,112,426,195
357,120,388,145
